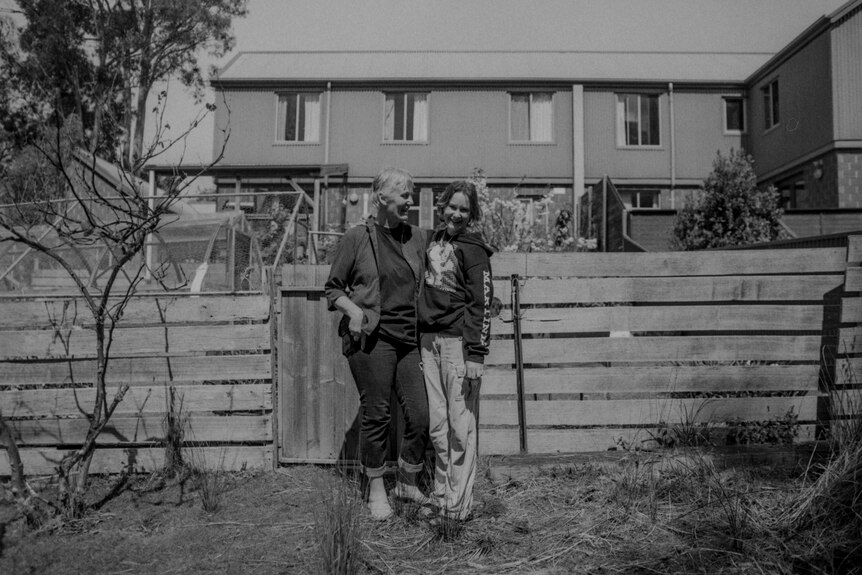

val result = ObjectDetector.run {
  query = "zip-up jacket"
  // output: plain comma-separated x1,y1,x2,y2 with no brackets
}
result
325,218,427,351
419,228,494,363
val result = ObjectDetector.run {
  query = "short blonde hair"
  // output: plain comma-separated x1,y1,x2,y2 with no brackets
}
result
372,167,414,194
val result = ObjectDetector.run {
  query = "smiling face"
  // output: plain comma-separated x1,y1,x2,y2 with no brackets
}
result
441,191,472,236
378,182,413,227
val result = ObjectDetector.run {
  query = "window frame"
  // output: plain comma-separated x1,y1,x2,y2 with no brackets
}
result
616,93,662,148
382,91,429,144
723,96,747,135
274,91,322,144
508,92,556,144
628,189,661,209
762,78,780,132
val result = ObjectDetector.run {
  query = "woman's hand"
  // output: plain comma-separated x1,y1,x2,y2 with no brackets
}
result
347,308,364,340
465,361,484,380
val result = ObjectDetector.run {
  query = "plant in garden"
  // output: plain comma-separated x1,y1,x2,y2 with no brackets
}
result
313,478,363,575
467,168,553,252
671,149,784,250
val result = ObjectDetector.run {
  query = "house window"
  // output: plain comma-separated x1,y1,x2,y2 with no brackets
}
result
724,97,746,134
762,79,779,130
617,94,660,146
384,92,428,141
629,190,660,209
510,93,553,142
276,93,320,142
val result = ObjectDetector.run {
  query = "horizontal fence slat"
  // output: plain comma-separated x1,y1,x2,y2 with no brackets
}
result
0,445,272,476
842,297,861,324
525,396,817,427
0,354,271,386
4,383,271,418
492,304,826,335
516,249,847,277
520,425,818,454
515,275,845,305
849,236,862,264
830,389,862,417
479,397,816,427
840,327,862,354
0,295,270,329
847,268,862,291
487,335,822,365
481,364,820,395
10,414,272,446
0,323,271,360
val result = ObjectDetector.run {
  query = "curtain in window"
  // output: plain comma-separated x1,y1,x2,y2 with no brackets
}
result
510,94,529,141
277,96,288,141
384,95,397,140
641,95,659,146
302,94,320,141
530,93,552,141
411,93,427,141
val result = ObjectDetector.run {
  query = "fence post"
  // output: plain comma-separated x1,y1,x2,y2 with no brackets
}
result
511,274,527,454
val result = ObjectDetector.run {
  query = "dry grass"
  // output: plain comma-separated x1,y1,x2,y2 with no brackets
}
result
2,450,860,574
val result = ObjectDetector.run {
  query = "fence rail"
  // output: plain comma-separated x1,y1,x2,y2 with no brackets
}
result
0,293,273,476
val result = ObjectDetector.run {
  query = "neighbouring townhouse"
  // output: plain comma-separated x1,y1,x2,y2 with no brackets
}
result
150,0,862,251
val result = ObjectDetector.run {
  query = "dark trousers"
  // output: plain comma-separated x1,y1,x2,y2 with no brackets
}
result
347,334,429,477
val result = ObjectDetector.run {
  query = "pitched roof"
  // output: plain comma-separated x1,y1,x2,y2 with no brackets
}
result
215,50,773,85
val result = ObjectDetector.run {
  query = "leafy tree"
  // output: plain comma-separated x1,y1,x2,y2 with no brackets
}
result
2,0,247,171
671,149,784,250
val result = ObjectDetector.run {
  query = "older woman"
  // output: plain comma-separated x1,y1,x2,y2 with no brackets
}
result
325,167,430,520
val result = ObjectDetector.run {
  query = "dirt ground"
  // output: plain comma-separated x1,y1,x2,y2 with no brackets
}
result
0,454,857,575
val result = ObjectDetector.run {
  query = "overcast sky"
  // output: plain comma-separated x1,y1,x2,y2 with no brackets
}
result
1,0,851,165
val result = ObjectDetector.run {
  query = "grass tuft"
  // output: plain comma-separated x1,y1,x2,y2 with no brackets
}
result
313,476,363,575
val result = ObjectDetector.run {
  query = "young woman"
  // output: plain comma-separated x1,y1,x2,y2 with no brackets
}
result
325,167,430,520
419,180,494,521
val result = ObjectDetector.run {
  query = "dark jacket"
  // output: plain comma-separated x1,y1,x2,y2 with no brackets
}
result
419,228,494,363
325,218,427,352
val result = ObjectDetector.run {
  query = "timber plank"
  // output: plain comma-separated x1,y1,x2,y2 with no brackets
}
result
485,335,823,365
524,396,817,427
830,390,862,417
480,364,820,395
492,304,826,335
842,297,861,324
3,384,271,418
521,248,847,277
847,268,862,291
515,275,845,305
522,425,818,454
0,295,270,329
849,235,862,264
492,253,527,277
10,414,272,445
478,397,816,427
0,323,271,360
840,327,862,353
0,445,272,476
0,354,271,386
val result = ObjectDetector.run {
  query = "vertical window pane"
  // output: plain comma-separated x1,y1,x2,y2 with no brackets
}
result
531,93,552,141
647,95,659,145
511,94,529,140
405,93,415,141
725,98,744,132
277,96,288,141
763,87,772,129
412,93,427,141
285,94,298,141
302,93,320,141
771,81,779,126
393,94,405,140
625,95,638,145
384,95,396,140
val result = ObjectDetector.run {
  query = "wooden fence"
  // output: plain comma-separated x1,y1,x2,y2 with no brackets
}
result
0,293,273,475
280,237,861,460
